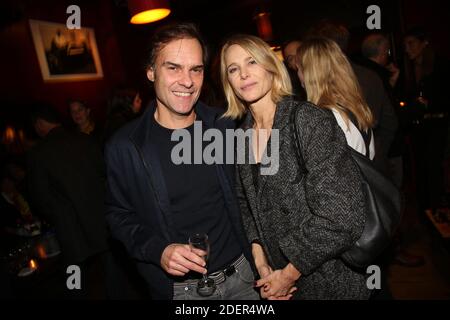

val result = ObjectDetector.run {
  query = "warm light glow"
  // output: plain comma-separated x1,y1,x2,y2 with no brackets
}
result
29,259,38,269
254,12,273,41
399,101,406,107
18,129,25,141
2,126,16,144
271,46,283,61
130,8,170,24
36,245,46,259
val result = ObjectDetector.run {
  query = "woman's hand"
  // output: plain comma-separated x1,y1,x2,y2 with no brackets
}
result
255,263,301,299
252,242,271,276
251,242,298,299
257,263,273,278
256,264,297,300
257,264,297,300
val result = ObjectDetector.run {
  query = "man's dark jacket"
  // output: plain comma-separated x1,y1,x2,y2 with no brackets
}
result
352,62,398,174
104,102,253,299
28,127,108,264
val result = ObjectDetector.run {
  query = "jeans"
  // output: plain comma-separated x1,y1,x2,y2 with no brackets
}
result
173,256,259,300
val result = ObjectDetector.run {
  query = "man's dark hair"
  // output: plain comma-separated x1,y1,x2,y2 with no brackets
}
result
67,99,89,109
145,22,208,69
108,88,139,115
30,103,61,125
281,38,302,59
404,26,429,42
307,20,350,52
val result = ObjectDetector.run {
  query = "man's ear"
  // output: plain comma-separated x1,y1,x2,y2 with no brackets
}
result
147,67,155,82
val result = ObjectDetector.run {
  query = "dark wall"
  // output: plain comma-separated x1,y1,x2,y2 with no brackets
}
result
0,0,127,123
0,0,447,125
401,0,450,57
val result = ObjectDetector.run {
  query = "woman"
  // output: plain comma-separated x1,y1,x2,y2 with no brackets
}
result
220,34,370,299
295,37,375,159
102,88,142,143
68,100,101,140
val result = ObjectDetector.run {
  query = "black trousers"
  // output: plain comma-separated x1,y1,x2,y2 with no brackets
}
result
410,118,448,210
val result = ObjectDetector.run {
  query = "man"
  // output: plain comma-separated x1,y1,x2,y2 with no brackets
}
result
28,104,108,297
281,39,305,99
282,40,302,71
361,34,399,92
361,33,425,268
104,23,258,300
361,34,402,186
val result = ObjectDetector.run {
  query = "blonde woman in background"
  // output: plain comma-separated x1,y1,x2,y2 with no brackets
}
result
296,37,375,159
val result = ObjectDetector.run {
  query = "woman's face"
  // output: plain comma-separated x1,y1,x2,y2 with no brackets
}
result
404,36,427,61
69,102,90,126
224,44,273,105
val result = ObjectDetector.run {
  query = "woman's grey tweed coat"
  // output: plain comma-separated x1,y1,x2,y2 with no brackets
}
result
236,97,371,299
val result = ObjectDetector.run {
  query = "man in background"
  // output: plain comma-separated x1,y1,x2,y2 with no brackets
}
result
361,33,425,268
282,39,305,99
28,104,108,298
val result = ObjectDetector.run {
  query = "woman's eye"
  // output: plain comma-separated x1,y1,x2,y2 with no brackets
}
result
249,60,257,65
228,67,237,74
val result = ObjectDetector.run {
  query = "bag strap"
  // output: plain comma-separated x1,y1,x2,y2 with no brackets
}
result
337,104,372,159
289,106,308,174
290,104,373,168
349,116,372,159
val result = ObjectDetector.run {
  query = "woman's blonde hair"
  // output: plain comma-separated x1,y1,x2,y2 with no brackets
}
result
297,37,374,131
220,34,292,119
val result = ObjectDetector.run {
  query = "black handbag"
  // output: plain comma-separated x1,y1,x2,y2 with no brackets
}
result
290,105,402,268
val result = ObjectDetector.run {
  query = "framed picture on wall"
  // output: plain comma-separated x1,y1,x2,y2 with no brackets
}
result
29,19,103,82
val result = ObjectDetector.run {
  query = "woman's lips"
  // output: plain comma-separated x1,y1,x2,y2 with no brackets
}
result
241,82,257,91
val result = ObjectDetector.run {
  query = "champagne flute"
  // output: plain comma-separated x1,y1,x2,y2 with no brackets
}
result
188,233,216,296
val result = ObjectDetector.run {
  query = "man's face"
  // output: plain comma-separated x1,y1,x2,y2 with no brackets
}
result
379,42,390,66
69,102,90,126
147,38,204,116
404,36,427,61
283,41,301,70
